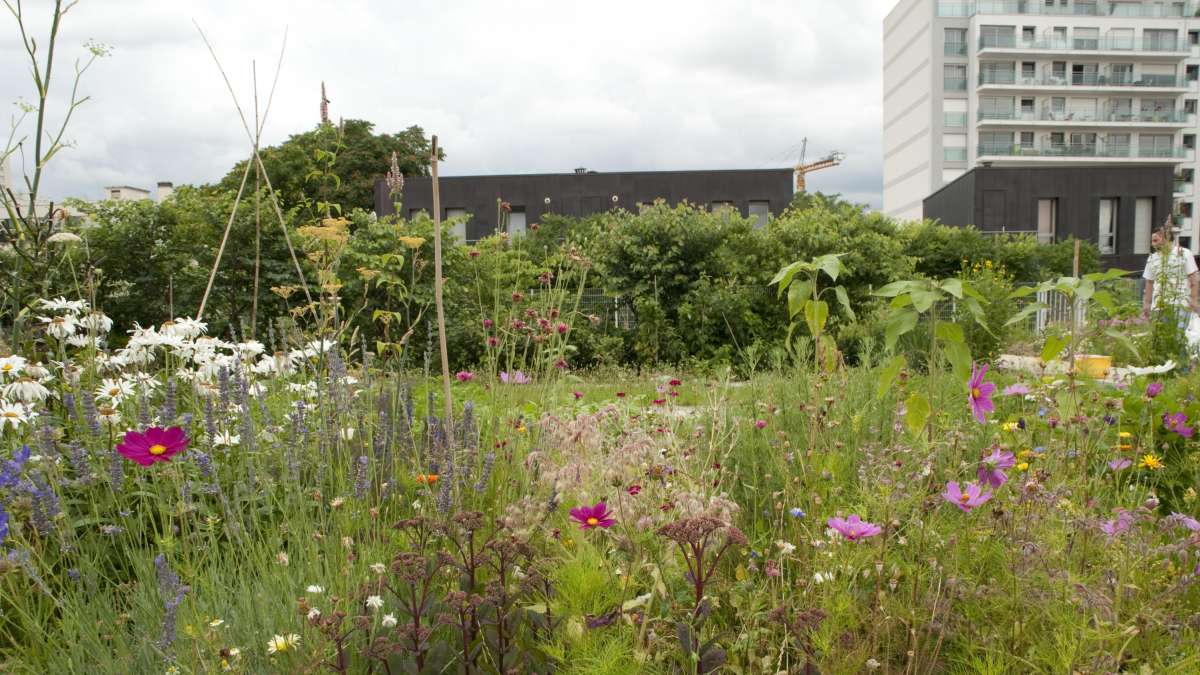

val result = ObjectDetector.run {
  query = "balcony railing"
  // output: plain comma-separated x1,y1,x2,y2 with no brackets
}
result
978,72,1184,88
939,1,1195,17
944,112,969,127
977,143,1188,158
979,35,1189,52
945,77,969,91
944,147,969,162
945,42,968,56
977,109,1190,123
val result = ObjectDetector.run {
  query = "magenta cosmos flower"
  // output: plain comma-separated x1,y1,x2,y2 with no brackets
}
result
942,481,993,512
569,501,615,530
827,514,882,542
976,448,1015,488
1164,412,1195,439
455,371,474,382
968,363,995,423
1146,381,1164,398
1002,383,1030,397
117,426,190,466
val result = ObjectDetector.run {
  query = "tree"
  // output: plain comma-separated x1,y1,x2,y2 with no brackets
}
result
215,119,438,219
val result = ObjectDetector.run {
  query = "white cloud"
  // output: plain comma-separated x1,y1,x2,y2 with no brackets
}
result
1,0,894,207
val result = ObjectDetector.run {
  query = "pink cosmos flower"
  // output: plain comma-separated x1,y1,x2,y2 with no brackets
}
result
117,426,190,467
976,448,1015,487
1002,383,1030,397
569,501,615,530
827,514,882,542
942,481,993,512
1099,509,1133,538
968,363,996,424
455,371,474,382
499,371,530,385
1164,412,1194,439
1108,458,1132,471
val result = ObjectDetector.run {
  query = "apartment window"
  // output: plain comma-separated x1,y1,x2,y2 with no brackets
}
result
944,64,968,90
1021,62,1036,80
1144,29,1179,52
1098,198,1118,255
1037,199,1057,244
1141,65,1177,87
1140,134,1174,157
1067,97,1098,120
980,96,1015,119
1050,97,1066,117
944,28,967,56
944,147,969,161
1190,30,1199,46
1185,134,1196,150
711,201,735,217
1109,28,1134,50
1051,27,1067,49
110,189,120,199
1020,132,1035,148
980,131,1014,154
1188,64,1200,82
1051,61,1067,81
1022,26,1036,43
507,206,527,237
445,207,467,243
1070,132,1098,154
1108,133,1131,156
980,25,1015,49
1071,63,1098,85
1134,198,1154,255
981,62,1015,85
1073,27,1099,50
1187,99,1198,115
1109,98,1132,120
749,201,770,229
1074,0,1097,15
1021,97,1035,117
944,111,968,127
1110,63,1133,85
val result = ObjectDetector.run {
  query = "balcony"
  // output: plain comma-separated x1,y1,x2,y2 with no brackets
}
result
977,143,1190,159
945,42,968,56
945,77,969,91
944,111,969,128
976,109,1192,125
1175,178,1195,197
978,36,1189,55
977,72,1187,91
938,0,1196,17
944,147,969,162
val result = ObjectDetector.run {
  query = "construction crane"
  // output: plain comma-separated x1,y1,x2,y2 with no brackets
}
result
793,138,845,192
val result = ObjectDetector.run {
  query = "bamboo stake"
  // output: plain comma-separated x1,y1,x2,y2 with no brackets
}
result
196,158,253,320
431,136,454,430
251,60,262,338
194,22,314,308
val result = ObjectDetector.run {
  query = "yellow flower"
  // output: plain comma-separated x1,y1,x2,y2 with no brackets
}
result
1119,444,1133,452
1119,431,1132,439
1001,422,1019,432
397,235,426,250
1016,462,1030,471
209,618,224,628
267,633,300,655
1018,449,1034,460
517,424,527,434
1140,454,1165,471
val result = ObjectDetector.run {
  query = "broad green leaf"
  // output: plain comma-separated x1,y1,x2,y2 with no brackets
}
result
1041,334,1068,363
934,321,964,344
1008,285,1040,300
939,278,964,299
787,279,814,319
1076,277,1095,303
876,354,907,399
910,289,939,313
815,254,844,282
1083,268,1132,283
943,340,972,383
874,280,918,298
803,299,830,336
962,296,989,331
1091,290,1116,313
1104,328,1141,361
833,285,855,321
769,261,803,294
905,393,931,437
1004,302,1046,327
884,309,920,352
890,294,914,309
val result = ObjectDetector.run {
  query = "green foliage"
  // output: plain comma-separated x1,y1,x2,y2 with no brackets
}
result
955,259,1017,362
901,220,1100,281
217,119,437,219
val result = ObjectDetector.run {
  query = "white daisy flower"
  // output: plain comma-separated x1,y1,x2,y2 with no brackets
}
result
213,430,240,447
78,311,113,334
381,614,397,628
2,377,51,404
365,595,383,610
266,633,299,655
0,401,31,430
39,314,77,339
0,355,28,379
95,378,134,404
305,585,324,594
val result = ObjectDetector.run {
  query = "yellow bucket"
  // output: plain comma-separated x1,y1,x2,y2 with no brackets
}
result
1074,354,1112,379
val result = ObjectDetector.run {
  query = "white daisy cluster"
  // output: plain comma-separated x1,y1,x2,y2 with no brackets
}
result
0,354,53,432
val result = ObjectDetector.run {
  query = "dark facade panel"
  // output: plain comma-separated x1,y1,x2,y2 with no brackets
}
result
923,165,1174,270
375,168,795,240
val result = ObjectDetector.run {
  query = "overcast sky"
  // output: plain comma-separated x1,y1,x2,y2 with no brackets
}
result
1,0,895,209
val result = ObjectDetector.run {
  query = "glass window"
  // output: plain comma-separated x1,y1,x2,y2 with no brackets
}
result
1134,198,1154,255
1037,199,1057,244
944,28,967,55
749,201,770,229
1073,27,1099,50
507,207,526,237
446,207,467,243
1145,29,1179,51
980,25,1016,49
1020,132,1035,148
981,62,1015,84
944,64,968,90
1098,198,1117,255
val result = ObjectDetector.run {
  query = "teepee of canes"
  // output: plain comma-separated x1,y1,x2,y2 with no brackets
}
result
192,22,313,326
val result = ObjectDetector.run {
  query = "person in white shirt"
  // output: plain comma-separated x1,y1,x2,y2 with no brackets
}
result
1142,226,1199,321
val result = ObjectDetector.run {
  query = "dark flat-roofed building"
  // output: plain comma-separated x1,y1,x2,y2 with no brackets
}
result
923,165,1175,270
374,167,795,242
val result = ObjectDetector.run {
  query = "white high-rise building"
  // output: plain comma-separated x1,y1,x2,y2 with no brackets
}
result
884,0,1199,241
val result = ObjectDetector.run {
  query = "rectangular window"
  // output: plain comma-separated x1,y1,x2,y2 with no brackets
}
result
1109,98,1132,120
507,207,526,237
1140,134,1174,157
980,96,1015,119
1098,198,1117,255
980,25,1015,49
1037,198,1057,244
1108,29,1134,50
980,131,1014,155
1134,198,1154,254
1020,131,1035,148
1144,29,1179,51
446,207,467,243
1022,26,1036,43
1021,97,1036,118
749,201,770,229
1051,28,1067,49
1071,63,1099,85
1188,99,1198,115
1073,27,1099,50
1109,63,1133,85
944,28,967,56
944,64,968,90
1107,133,1131,154
1074,0,1097,15
1051,61,1067,81
1021,62,1036,80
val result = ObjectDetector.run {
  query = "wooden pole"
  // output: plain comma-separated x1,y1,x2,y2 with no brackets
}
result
196,158,253,320
251,60,262,339
431,136,454,431
1072,239,1080,277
